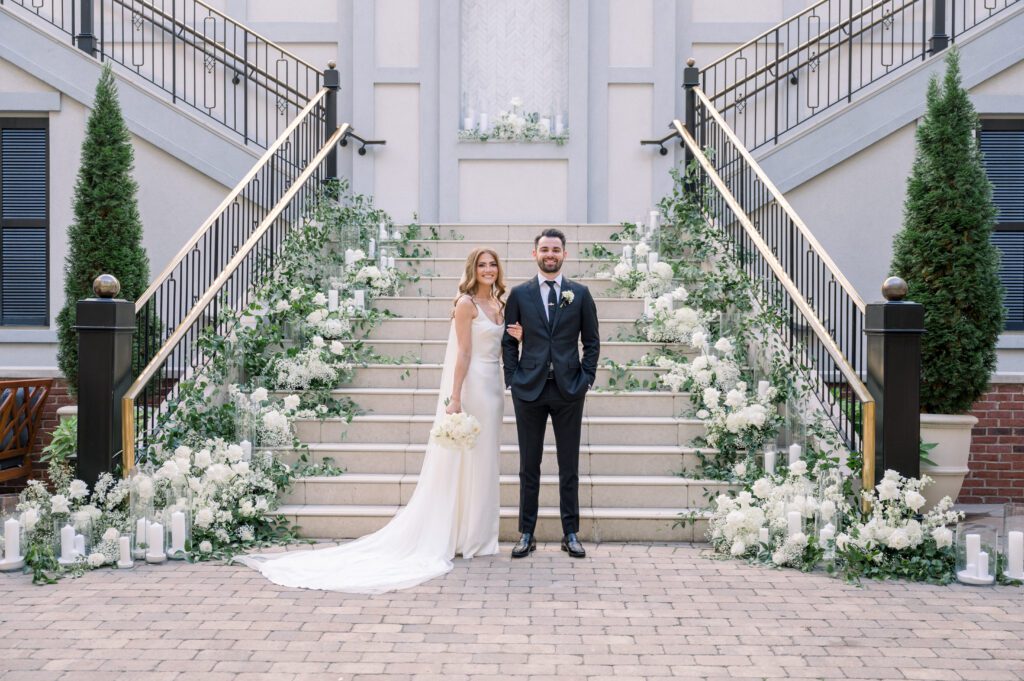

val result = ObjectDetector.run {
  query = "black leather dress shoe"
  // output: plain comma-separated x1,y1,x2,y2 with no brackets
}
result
561,533,585,558
511,532,536,558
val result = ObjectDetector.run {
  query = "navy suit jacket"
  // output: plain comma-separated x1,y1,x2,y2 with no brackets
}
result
502,277,600,401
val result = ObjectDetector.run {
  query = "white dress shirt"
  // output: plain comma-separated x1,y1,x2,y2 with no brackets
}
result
537,273,563,322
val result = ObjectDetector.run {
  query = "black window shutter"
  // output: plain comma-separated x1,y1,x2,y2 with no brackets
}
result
980,124,1024,331
0,123,49,327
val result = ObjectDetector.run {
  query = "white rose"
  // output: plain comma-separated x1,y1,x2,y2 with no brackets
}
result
289,287,303,301
250,387,268,403
702,387,720,408
274,300,290,313
634,242,650,258
199,540,213,553
904,490,926,512
313,292,327,306
613,262,631,279
103,527,120,543
752,478,773,499
696,409,710,419
50,494,70,514
789,460,808,477
887,528,911,550
725,389,746,409
931,526,953,549
330,341,345,356
311,335,326,348
231,461,251,477
68,479,89,500
240,500,255,517
20,508,39,532
730,540,746,557
819,500,836,521
193,449,212,470
87,552,106,568
226,444,244,462
306,309,326,325
194,508,215,528
691,331,707,349
876,478,900,501
174,445,192,459
714,337,734,355
733,462,747,477
284,394,301,411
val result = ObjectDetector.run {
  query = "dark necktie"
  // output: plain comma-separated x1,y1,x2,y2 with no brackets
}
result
545,280,557,326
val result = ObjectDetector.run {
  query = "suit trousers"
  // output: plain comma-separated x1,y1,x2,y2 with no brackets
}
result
512,378,585,535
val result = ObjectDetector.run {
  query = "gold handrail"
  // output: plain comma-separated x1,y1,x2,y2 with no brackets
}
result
680,89,867,314
702,0,914,98
135,88,329,313
122,122,351,472
672,119,875,491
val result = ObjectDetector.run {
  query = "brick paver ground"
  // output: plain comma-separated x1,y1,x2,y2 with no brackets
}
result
2,542,1023,681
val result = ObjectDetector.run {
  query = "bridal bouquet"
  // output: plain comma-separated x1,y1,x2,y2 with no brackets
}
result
431,411,482,452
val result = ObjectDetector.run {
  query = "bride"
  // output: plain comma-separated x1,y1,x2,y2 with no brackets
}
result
237,248,516,592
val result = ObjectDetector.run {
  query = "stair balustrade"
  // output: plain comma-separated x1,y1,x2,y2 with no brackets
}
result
0,0,322,148
700,0,1022,151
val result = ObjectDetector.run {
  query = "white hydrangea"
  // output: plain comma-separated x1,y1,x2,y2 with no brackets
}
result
68,479,89,500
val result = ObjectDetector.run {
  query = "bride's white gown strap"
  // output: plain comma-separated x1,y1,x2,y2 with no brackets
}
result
236,302,502,593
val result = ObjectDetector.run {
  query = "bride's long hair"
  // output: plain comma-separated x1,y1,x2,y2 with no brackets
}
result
452,248,506,318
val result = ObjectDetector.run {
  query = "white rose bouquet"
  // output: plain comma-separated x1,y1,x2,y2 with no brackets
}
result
430,411,482,452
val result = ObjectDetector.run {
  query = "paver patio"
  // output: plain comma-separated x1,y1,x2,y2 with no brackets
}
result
2,542,1023,681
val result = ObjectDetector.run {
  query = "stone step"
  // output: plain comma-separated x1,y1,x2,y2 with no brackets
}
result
275,504,711,542
281,473,735,510
342,364,665,390
361,317,639,341
397,257,613,279
410,223,629,242
317,388,692,417
293,414,704,446
366,339,686,364
399,275,620,297
398,239,631,259
373,296,642,318
276,442,710,476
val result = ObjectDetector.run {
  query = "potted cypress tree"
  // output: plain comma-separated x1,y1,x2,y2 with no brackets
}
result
56,64,150,395
889,49,1004,507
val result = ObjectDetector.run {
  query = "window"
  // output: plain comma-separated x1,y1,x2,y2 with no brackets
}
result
980,120,1024,330
0,118,49,327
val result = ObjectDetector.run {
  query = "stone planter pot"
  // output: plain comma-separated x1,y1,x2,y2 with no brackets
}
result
920,413,978,510
56,405,78,421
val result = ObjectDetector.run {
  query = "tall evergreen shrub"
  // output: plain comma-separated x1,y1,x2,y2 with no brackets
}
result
890,49,1003,414
57,64,150,394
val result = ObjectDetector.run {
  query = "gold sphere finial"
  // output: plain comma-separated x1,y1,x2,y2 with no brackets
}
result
686,57,696,67
93,274,121,299
327,60,337,69
882,276,908,301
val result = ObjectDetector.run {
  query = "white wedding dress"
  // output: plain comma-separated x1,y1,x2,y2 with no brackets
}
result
237,303,503,593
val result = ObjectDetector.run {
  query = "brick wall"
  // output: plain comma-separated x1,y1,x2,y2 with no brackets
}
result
960,382,1024,504
0,377,74,493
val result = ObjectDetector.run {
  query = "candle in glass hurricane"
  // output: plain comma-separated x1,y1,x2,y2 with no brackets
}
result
117,536,134,569
146,522,166,563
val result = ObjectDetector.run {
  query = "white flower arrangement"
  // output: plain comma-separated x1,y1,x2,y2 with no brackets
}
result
430,411,482,452
459,98,569,145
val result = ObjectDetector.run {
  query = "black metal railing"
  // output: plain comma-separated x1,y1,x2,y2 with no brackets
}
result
700,0,1022,151
131,87,330,384
123,122,350,465
672,117,875,470
1,0,322,147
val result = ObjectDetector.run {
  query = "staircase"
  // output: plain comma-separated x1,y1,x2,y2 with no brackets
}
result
273,225,735,543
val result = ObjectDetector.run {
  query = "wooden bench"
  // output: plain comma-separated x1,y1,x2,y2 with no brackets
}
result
0,379,53,484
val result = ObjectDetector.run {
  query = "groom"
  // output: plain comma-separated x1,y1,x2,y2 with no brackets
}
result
503,228,600,559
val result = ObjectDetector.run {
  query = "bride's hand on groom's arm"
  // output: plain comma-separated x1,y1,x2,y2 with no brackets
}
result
506,322,523,342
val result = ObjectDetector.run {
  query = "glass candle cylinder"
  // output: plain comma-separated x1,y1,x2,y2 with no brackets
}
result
956,521,999,586
1003,502,1024,580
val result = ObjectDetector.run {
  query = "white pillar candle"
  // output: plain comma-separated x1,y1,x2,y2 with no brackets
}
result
368,238,376,258
764,449,776,475
4,518,21,561
648,251,659,267
649,210,660,232
345,248,355,266
787,511,802,538
622,245,633,265
391,227,402,242
819,523,836,545
977,551,989,579
240,440,252,459
463,116,474,131
354,290,365,310
788,443,802,466
74,534,85,556
59,524,76,562
554,114,565,135
387,256,395,270
327,289,339,312
379,223,388,241
479,113,489,131
758,527,770,544
539,116,551,134
757,381,771,400
643,297,654,319
117,536,133,568
135,518,147,545
966,532,981,567
169,511,187,555
146,522,165,562
1007,531,1024,579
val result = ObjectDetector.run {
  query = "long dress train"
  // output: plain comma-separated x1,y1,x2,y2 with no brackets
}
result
235,305,502,593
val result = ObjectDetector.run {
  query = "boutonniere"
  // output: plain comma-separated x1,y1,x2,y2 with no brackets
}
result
560,290,575,308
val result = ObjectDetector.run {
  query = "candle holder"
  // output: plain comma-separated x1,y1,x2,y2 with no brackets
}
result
163,505,192,560
0,501,25,571
955,521,999,586
1002,503,1024,580
762,444,778,476
815,504,842,563
116,534,135,569
54,514,87,567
